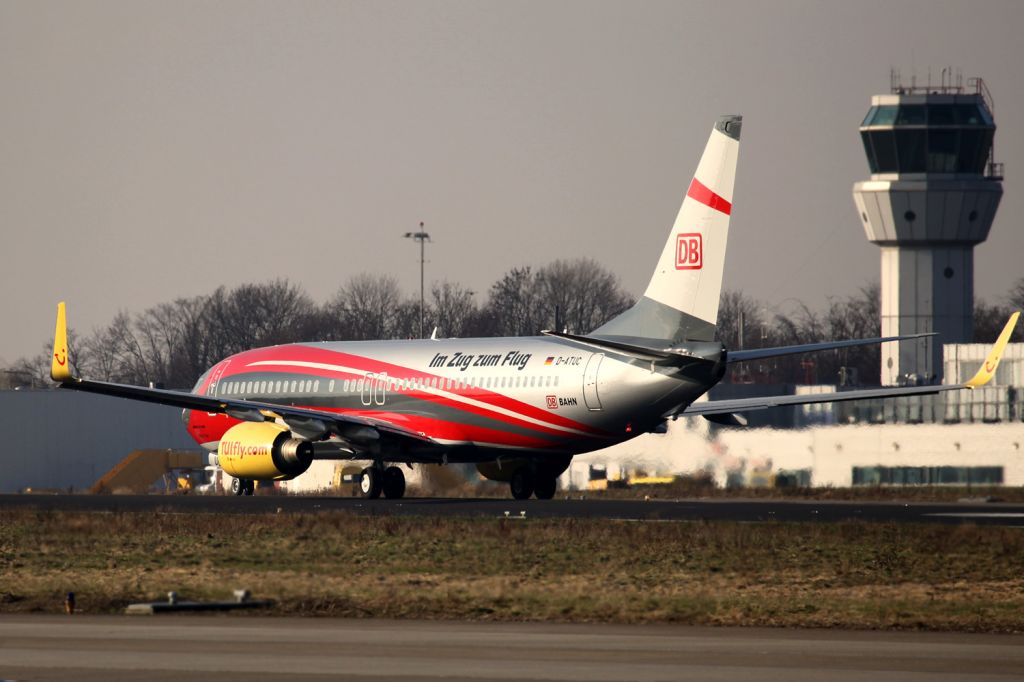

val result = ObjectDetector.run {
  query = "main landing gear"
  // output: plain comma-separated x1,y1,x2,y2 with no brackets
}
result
360,464,406,500
231,477,255,496
510,468,557,500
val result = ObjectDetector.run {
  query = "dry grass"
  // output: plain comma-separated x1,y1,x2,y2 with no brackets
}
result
2,510,1024,631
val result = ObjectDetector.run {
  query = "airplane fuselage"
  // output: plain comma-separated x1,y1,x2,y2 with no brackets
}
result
186,335,719,464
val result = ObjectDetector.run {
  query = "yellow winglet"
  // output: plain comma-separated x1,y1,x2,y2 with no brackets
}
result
50,301,74,382
965,311,1020,388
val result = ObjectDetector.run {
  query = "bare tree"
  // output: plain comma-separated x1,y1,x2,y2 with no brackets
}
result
328,274,403,340
429,280,479,338
535,258,633,334
974,298,1020,343
482,267,543,337
716,290,767,350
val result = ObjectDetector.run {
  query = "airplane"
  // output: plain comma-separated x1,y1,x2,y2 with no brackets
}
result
49,115,1020,500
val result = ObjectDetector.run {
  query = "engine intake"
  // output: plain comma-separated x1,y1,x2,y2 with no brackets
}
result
217,422,314,481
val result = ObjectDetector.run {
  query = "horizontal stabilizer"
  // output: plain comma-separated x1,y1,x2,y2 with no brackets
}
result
682,384,950,417
727,332,937,364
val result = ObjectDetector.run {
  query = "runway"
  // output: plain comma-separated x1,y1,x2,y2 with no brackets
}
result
2,493,1024,525
0,616,1020,681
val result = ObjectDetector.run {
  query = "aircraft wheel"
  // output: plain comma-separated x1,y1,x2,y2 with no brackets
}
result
382,466,406,499
534,475,557,500
360,467,382,499
510,469,534,500
243,479,255,496
231,477,244,496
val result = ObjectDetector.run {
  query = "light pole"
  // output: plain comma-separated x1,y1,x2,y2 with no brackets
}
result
403,222,431,338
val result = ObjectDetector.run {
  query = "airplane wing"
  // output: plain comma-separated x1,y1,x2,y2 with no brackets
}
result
681,312,1019,418
49,303,436,447
726,332,935,364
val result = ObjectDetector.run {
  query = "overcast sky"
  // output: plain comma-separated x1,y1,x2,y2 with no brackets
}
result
2,0,1022,363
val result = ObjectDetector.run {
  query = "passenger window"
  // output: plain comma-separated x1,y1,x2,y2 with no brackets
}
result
290,380,297,393
554,376,559,387
328,379,335,393
314,380,320,393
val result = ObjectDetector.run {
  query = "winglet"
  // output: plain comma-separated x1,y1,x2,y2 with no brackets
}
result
965,311,1020,388
50,301,74,382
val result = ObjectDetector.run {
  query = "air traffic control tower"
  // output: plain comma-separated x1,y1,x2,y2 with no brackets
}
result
853,72,1003,385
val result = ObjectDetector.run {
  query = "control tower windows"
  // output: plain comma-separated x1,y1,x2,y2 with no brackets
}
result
927,130,958,172
863,105,898,126
896,130,927,172
869,130,898,172
895,105,926,125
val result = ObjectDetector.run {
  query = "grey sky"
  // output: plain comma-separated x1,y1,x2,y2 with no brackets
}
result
2,0,1022,364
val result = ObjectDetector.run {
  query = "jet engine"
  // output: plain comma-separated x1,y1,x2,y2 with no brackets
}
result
217,422,314,480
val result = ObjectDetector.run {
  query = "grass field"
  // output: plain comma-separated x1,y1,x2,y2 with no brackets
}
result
2,509,1023,632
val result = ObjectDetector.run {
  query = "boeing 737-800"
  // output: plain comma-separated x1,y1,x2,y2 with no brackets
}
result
49,116,1019,499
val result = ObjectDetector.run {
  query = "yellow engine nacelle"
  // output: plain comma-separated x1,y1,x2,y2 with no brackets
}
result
217,422,314,481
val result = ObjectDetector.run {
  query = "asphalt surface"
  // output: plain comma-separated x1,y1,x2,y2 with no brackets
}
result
0,616,1021,681
2,493,1024,524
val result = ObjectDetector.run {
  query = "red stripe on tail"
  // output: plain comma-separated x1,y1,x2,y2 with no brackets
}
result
687,178,732,215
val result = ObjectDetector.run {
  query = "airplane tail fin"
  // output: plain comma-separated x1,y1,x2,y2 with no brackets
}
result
592,115,741,345
51,301,74,382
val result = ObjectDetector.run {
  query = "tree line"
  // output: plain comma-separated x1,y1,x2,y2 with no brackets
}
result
6,265,1023,390
715,279,1024,386
7,258,633,389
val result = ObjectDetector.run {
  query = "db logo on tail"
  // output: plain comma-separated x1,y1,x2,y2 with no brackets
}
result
675,234,703,270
